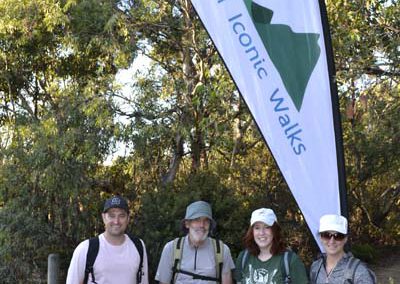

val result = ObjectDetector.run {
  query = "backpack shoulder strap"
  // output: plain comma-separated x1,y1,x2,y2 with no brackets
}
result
241,249,249,271
171,237,184,284
236,249,249,281
344,256,361,284
84,237,100,284
282,250,293,284
310,254,324,283
128,234,144,284
211,238,224,282
368,267,377,284
345,256,377,284
171,237,223,283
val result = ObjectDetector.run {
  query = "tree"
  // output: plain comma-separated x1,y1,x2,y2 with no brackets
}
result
327,0,399,92
0,0,398,281
0,0,135,280
327,0,400,244
114,0,260,186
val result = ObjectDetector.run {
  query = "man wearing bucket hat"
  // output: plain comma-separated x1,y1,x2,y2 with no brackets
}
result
155,200,235,284
66,195,149,284
310,214,376,283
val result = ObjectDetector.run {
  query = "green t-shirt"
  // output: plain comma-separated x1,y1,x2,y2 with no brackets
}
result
234,250,309,284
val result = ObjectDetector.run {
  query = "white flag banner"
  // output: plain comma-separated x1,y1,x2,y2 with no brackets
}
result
191,0,346,250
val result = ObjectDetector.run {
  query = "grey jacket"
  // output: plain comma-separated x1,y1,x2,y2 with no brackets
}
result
309,252,375,284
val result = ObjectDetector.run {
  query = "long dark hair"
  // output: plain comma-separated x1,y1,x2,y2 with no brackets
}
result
243,222,286,256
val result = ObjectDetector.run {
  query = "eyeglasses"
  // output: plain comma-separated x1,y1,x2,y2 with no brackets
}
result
320,232,346,241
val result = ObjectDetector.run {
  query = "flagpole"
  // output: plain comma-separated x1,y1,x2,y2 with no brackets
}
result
190,0,348,250
318,0,348,219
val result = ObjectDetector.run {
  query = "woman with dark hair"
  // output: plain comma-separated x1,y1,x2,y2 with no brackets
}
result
234,208,308,284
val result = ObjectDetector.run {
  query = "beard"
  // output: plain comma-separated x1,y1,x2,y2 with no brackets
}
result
189,227,209,244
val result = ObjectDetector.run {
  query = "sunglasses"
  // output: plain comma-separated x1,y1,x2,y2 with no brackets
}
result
320,232,346,241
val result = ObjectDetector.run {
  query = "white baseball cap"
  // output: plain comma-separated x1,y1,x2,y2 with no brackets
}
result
319,214,348,234
250,208,277,226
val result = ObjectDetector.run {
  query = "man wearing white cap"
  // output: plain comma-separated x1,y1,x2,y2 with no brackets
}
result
155,200,235,284
310,214,376,283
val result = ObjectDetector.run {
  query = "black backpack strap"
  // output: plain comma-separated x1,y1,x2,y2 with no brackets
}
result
171,237,222,283
344,255,377,284
171,237,184,284
211,238,224,282
173,269,221,281
128,234,144,284
84,237,99,284
368,267,377,284
310,254,324,283
344,256,361,284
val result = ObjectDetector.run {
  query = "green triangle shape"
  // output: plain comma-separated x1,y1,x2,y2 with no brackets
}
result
244,0,321,111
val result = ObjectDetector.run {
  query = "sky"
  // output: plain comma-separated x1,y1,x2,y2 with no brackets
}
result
104,54,151,165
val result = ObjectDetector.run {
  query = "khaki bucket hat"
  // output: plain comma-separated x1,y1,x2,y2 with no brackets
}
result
181,201,216,232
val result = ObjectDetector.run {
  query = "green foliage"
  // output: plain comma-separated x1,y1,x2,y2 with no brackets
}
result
327,0,399,93
351,243,379,263
0,0,398,282
0,92,115,280
136,169,314,278
327,0,400,249
341,82,400,246
136,172,244,278
0,0,135,281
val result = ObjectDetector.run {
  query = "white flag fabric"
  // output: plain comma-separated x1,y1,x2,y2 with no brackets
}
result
191,0,345,250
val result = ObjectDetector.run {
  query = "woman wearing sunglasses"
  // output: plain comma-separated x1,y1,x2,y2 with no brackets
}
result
234,208,308,284
310,214,376,283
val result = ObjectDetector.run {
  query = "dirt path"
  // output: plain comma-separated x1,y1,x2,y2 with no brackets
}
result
370,247,400,284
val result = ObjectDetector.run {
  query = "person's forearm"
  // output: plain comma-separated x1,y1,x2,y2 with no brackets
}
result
222,272,233,284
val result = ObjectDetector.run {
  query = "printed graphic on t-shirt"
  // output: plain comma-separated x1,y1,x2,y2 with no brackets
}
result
245,264,279,284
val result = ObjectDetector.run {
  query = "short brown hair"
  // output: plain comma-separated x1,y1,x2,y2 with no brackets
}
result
242,222,286,256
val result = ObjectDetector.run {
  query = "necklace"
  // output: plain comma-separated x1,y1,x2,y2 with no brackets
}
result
325,266,335,283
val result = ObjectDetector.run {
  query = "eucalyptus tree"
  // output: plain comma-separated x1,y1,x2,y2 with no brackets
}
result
116,1,312,271
114,0,263,187
118,0,400,245
327,0,399,91
341,85,400,243
0,0,135,280
328,0,400,237
327,0,400,242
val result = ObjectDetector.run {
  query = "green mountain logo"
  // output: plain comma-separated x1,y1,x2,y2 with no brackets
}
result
244,0,321,111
